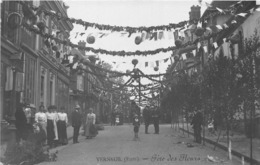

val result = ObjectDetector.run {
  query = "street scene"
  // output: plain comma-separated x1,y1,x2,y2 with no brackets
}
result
0,0,260,165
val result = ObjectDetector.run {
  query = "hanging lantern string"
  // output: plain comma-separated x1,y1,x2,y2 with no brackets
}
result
20,0,245,34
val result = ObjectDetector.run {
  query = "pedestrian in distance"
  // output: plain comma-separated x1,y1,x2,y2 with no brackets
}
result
57,106,68,145
133,113,140,141
191,109,203,143
152,106,160,134
85,108,97,139
71,105,82,144
143,106,151,134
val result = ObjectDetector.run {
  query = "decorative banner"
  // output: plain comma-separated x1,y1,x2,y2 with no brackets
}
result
192,50,196,57
237,13,247,17
203,46,208,53
182,54,187,60
213,42,218,49
156,60,159,67
145,62,148,67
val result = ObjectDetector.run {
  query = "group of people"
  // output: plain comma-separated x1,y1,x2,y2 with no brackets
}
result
71,106,97,144
132,106,160,140
15,103,98,147
142,106,160,134
15,104,69,147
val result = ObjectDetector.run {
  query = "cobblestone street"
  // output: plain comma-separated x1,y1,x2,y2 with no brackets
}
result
39,124,245,165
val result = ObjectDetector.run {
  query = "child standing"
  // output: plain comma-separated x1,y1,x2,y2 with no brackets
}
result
133,114,140,141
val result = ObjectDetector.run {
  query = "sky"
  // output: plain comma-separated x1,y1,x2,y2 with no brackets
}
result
63,0,209,85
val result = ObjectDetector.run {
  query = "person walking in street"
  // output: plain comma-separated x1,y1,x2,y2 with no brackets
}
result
46,105,56,147
152,106,160,134
35,105,47,144
143,106,151,134
191,109,203,143
71,105,82,143
57,106,68,145
133,113,140,141
85,108,96,139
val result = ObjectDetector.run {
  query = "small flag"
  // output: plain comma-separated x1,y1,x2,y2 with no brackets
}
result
145,62,148,67
182,54,187,60
167,31,174,39
216,7,224,13
237,13,247,17
213,42,218,48
145,32,151,39
141,31,147,41
72,62,78,69
231,20,237,24
203,46,208,53
223,24,229,29
192,50,196,56
156,60,159,66
158,31,164,40
216,25,223,30
197,42,201,49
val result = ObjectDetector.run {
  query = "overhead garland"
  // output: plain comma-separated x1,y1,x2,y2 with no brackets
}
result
20,0,245,35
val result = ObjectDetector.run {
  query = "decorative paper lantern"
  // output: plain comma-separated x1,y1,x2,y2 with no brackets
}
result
132,59,138,67
175,39,182,48
154,67,159,71
135,36,142,45
87,35,95,44
195,27,205,36
7,12,22,29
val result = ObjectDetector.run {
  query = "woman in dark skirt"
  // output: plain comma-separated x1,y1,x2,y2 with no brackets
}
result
46,105,55,147
57,107,68,145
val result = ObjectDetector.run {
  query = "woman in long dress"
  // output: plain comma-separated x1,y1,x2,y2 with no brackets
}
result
57,107,68,145
46,106,55,147
85,108,96,139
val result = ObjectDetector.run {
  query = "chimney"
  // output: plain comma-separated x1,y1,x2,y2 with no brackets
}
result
189,5,201,21
78,40,86,55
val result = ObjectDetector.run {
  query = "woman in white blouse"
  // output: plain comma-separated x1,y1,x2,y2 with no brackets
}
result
85,108,96,139
57,107,68,145
35,105,47,143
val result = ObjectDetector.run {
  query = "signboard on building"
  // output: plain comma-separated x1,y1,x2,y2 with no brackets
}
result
77,75,84,91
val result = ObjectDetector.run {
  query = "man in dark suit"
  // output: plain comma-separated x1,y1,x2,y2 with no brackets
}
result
152,106,160,134
143,106,151,134
191,109,203,143
71,105,82,143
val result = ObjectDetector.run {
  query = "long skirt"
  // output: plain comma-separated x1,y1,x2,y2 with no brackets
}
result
57,120,68,144
47,119,55,146
85,123,96,137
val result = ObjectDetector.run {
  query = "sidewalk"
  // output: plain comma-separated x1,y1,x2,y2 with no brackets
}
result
48,126,84,152
177,123,260,165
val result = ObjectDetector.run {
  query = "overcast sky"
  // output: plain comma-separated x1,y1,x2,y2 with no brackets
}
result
64,0,209,85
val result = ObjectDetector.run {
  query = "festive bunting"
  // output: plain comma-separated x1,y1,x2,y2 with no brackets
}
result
145,62,148,67
216,25,223,30
213,42,218,49
203,46,208,53
164,58,169,63
182,54,187,60
237,13,247,17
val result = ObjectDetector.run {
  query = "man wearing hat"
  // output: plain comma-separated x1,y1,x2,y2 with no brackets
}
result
71,105,82,143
